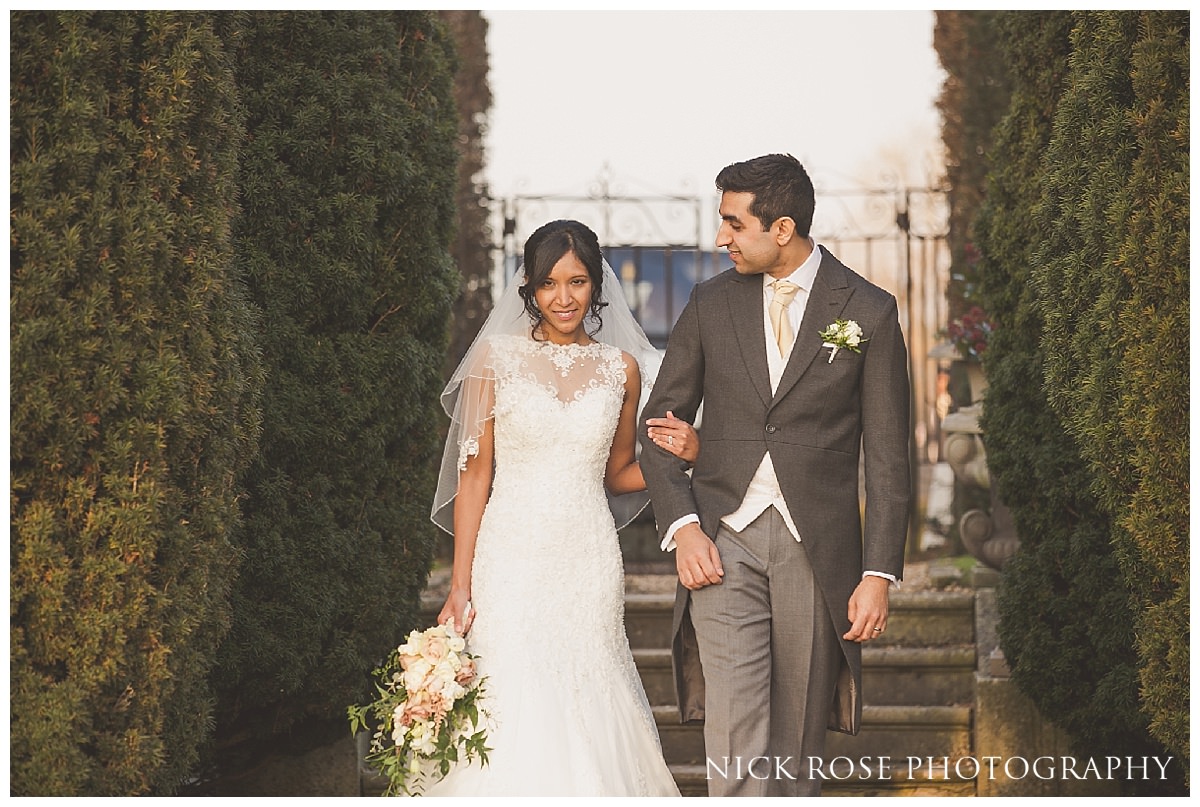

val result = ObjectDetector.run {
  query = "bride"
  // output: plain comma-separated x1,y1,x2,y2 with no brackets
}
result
427,220,696,796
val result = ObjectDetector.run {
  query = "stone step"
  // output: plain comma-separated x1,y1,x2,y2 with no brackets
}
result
415,583,976,794
624,592,675,649
623,588,975,650
424,585,976,649
670,761,977,797
632,647,676,707
654,704,972,769
420,599,976,709
862,645,976,706
653,704,705,766
825,704,973,760
879,590,976,647
635,645,976,709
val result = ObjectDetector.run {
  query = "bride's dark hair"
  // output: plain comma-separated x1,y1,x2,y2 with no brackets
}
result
518,219,608,338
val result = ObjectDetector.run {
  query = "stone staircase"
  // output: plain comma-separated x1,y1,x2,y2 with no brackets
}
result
391,578,979,797
626,581,979,796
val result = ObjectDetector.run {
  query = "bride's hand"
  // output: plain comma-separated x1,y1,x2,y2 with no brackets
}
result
438,588,475,635
646,410,700,463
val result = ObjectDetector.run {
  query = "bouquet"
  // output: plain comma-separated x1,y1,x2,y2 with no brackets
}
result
348,622,490,796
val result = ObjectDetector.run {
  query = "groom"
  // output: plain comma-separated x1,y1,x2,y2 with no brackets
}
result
640,154,910,796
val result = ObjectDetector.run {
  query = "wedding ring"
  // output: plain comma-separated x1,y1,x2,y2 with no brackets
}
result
873,627,883,632
668,436,674,446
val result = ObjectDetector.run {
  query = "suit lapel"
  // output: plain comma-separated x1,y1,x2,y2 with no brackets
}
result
725,274,772,407
771,250,853,406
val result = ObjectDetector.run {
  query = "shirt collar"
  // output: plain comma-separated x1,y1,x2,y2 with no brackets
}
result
763,239,821,292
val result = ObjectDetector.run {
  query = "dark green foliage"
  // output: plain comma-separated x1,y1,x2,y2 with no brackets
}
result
975,11,1186,791
210,10,459,760
11,11,260,794
439,10,494,375
11,9,463,791
975,12,1173,791
1032,11,1189,764
933,11,1012,318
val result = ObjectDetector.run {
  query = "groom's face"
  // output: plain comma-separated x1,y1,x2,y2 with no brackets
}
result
717,191,783,277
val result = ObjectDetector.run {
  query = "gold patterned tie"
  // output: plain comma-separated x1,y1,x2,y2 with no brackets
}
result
769,279,801,358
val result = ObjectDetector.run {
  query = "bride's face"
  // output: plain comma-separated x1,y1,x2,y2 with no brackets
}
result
534,251,594,344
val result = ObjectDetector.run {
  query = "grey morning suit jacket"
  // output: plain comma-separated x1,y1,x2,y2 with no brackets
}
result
638,246,911,735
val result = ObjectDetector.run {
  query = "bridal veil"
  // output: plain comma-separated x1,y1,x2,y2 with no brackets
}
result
431,259,661,534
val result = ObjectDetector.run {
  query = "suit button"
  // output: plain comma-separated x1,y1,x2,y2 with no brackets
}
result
766,424,777,434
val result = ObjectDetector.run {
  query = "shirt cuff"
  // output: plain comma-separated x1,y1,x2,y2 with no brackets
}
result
863,570,898,587
661,513,700,552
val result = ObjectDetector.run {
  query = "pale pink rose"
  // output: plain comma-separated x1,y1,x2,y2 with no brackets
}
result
424,634,449,662
403,658,433,692
456,656,476,685
398,629,425,659
402,688,435,724
398,649,421,672
432,659,457,687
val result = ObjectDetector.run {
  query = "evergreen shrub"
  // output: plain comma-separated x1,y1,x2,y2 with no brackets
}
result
975,12,1174,792
1032,11,1189,766
11,11,260,794
210,10,459,760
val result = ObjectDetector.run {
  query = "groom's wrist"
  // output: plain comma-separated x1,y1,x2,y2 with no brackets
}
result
661,513,700,552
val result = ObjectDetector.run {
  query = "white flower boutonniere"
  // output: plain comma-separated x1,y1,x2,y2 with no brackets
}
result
819,319,866,363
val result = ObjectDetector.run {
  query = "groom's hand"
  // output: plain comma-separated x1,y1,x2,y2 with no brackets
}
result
675,523,723,590
844,576,890,642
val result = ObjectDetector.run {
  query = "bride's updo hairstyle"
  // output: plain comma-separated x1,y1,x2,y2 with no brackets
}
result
518,219,608,338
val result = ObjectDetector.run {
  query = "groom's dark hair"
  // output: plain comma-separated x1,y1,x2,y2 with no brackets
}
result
519,219,608,337
716,153,815,237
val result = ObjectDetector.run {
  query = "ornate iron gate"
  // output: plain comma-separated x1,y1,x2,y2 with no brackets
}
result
485,174,950,478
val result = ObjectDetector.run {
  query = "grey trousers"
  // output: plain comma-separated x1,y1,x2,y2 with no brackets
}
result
689,508,842,797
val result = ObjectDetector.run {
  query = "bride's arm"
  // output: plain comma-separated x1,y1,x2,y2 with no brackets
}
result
438,413,494,635
605,353,697,495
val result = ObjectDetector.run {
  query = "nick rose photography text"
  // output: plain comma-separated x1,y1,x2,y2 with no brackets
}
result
706,755,1175,782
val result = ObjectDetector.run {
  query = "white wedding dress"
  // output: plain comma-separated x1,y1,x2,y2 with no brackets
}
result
425,334,680,797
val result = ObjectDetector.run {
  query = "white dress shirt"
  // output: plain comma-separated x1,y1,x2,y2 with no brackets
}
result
661,242,895,585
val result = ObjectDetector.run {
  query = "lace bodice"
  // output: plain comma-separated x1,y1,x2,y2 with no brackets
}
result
477,334,627,499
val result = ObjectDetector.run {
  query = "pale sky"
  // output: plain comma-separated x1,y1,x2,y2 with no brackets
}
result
482,9,947,218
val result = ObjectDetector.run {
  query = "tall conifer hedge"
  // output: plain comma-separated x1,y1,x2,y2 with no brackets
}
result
11,11,261,794
1032,11,1189,764
209,10,459,758
933,10,1011,319
976,11,1186,790
975,13,1158,775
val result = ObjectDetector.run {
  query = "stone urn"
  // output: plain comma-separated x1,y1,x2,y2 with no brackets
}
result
933,347,1019,571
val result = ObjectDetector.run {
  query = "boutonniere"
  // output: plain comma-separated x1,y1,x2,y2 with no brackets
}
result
819,319,866,363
